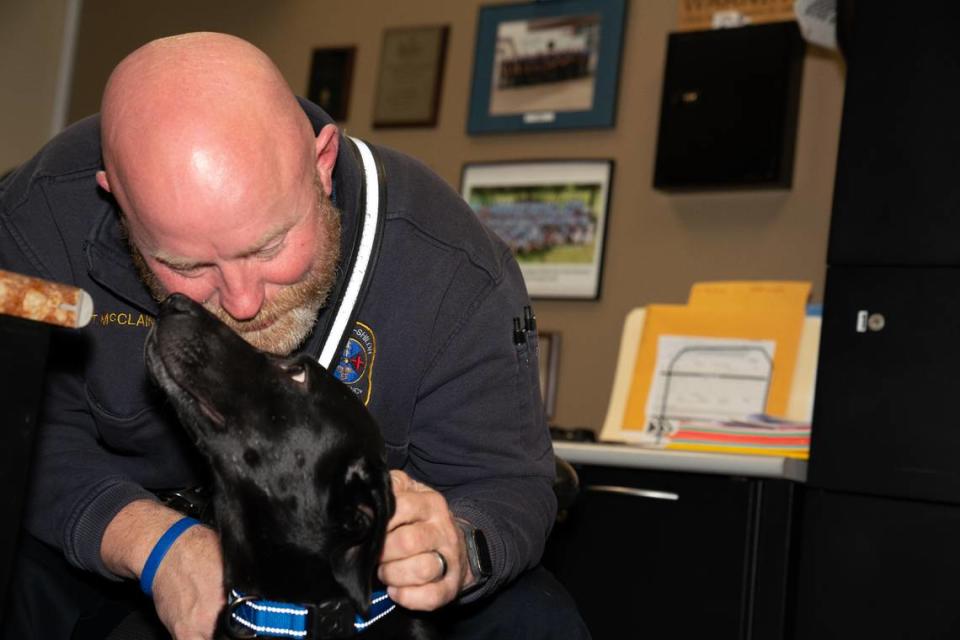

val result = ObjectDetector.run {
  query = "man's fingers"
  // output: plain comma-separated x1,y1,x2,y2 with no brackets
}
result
379,550,447,587
386,484,447,532
389,469,414,492
380,520,435,563
388,583,453,613
380,472,465,611
389,469,428,494
386,551,462,612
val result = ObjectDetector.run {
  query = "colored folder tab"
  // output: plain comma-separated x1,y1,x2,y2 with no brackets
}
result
688,280,811,311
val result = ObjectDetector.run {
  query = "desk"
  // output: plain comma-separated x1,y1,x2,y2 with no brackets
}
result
546,441,802,639
553,441,807,481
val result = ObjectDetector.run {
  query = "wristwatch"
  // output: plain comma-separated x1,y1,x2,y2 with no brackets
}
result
456,518,492,588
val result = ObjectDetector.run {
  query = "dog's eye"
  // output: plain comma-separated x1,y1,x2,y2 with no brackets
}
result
284,364,307,384
343,504,374,535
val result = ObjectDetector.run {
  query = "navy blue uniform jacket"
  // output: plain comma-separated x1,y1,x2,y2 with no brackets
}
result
0,101,556,601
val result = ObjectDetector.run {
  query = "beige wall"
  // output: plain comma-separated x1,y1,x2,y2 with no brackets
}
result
0,0,72,173
63,0,845,432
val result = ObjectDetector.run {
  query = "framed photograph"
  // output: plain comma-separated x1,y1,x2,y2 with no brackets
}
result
467,0,627,134
538,331,561,420
373,25,449,128
461,159,614,300
307,47,356,122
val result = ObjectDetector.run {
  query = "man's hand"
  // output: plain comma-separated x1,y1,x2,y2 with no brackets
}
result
102,499,224,639
378,470,474,610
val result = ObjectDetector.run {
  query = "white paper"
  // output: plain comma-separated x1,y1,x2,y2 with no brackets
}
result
645,335,775,425
712,10,752,29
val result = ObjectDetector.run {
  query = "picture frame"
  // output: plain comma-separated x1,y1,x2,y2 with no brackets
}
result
306,47,356,122
373,25,449,128
538,330,561,420
461,159,614,300
467,0,628,134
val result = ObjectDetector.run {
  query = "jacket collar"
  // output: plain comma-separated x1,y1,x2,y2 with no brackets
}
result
84,205,159,314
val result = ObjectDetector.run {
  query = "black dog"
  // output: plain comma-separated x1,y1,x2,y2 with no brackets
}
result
145,293,433,639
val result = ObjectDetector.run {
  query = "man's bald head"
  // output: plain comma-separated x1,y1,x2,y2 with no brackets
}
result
94,33,344,352
98,32,317,232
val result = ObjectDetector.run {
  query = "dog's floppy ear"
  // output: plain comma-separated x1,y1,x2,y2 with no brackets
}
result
330,460,393,613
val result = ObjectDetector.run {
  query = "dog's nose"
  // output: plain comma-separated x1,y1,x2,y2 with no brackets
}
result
161,293,200,316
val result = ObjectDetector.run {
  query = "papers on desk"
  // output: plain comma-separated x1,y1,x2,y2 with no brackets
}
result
645,335,775,423
623,281,810,431
645,415,811,460
601,280,817,460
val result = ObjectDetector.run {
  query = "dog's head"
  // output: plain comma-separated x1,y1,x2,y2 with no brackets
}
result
145,293,392,610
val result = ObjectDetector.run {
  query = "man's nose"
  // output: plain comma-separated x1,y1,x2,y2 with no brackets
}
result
217,263,264,320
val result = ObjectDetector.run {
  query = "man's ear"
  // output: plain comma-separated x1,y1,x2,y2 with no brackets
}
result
96,170,111,193
314,124,339,197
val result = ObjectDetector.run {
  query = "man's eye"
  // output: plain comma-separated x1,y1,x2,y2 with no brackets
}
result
170,265,208,278
256,241,285,260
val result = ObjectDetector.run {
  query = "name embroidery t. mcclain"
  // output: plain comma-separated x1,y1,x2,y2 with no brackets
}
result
91,311,155,328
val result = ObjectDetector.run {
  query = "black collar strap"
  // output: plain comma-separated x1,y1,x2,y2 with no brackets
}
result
225,589,396,639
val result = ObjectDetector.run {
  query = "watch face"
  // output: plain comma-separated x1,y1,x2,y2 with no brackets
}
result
457,519,493,582
473,528,492,578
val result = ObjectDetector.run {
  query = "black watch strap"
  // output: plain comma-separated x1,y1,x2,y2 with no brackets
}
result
456,519,492,586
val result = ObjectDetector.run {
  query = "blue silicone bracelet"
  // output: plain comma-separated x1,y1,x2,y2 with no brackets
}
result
139,516,201,596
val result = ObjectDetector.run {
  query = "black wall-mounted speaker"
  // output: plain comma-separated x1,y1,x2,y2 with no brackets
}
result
653,22,805,192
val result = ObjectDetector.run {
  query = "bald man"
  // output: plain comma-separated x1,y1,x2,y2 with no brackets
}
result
0,33,588,639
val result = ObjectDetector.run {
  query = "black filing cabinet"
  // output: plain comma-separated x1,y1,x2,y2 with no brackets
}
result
792,488,960,638
544,464,798,639
810,266,960,504
795,1,960,635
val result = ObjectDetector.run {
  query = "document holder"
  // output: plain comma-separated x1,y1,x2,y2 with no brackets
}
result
600,307,821,444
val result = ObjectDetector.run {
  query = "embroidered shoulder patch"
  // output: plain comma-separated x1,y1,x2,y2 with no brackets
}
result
334,321,376,405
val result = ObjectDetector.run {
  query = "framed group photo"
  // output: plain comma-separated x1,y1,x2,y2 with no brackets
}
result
461,159,614,300
467,0,627,134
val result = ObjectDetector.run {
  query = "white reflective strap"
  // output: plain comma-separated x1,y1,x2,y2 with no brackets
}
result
318,136,380,369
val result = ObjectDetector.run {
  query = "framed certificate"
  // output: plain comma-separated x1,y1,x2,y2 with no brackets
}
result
306,47,356,122
373,25,449,128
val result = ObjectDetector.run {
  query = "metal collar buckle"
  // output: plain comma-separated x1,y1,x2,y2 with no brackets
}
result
224,593,261,640
308,598,356,639
224,590,357,639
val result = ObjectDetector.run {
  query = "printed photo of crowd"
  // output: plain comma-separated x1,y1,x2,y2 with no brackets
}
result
489,13,601,116
467,183,602,264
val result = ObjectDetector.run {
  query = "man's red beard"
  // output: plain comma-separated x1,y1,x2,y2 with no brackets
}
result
129,181,342,355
